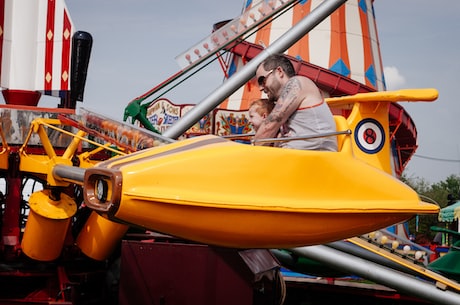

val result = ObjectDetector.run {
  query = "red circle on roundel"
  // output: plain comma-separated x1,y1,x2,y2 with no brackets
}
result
363,128,377,144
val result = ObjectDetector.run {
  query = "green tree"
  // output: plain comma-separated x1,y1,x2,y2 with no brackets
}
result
436,174,460,202
400,174,460,240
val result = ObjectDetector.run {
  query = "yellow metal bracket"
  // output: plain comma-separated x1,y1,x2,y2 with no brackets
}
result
19,117,126,187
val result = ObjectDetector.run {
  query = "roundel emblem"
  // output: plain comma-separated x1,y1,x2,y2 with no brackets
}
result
354,118,385,154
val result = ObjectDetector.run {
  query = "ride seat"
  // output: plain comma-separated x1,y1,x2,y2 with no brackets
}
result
333,115,352,153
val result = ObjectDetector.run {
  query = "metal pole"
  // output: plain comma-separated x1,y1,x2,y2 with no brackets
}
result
290,245,460,305
163,0,348,139
252,130,351,145
53,164,85,184
326,240,423,278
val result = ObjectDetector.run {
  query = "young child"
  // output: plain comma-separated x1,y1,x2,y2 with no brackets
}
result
248,99,275,132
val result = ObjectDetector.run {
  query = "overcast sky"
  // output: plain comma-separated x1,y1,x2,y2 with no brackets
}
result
4,0,460,184
374,0,460,184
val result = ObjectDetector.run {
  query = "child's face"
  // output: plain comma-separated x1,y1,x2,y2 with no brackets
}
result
248,106,265,131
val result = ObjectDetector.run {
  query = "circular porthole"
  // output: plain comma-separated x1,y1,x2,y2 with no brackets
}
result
354,118,385,154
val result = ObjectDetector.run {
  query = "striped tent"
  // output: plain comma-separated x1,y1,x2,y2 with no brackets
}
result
221,0,385,110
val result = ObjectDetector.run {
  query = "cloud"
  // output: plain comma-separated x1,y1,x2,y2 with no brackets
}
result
384,66,406,90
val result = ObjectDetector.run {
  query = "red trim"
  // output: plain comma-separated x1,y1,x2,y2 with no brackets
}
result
298,100,324,110
61,9,71,90
0,101,75,113
44,0,56,91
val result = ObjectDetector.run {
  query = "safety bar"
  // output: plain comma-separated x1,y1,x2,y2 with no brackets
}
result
221,133,255,139
251,129,351,145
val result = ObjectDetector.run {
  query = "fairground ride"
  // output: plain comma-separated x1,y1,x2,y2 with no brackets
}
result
0,1,455,305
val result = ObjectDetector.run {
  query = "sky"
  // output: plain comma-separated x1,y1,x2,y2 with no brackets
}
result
3,0,460,184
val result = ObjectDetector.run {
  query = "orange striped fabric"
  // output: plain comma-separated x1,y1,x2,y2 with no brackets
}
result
220,0,384,110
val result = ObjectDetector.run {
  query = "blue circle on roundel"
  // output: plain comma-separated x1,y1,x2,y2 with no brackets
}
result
354,118,385,154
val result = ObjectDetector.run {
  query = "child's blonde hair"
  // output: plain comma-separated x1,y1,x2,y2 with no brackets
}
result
249,99,275,116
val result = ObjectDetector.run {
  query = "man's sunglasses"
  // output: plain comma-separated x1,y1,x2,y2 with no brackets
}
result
257,69,274,87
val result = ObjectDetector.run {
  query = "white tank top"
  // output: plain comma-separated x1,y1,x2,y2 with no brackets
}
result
279,101,338,151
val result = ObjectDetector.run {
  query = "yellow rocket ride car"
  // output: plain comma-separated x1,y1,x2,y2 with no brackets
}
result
83,132,437,249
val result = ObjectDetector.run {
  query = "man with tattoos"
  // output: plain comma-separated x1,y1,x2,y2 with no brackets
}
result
253,54,337,151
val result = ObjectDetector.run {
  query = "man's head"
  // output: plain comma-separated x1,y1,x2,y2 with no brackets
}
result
256,54,295,101
248,99,275,131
